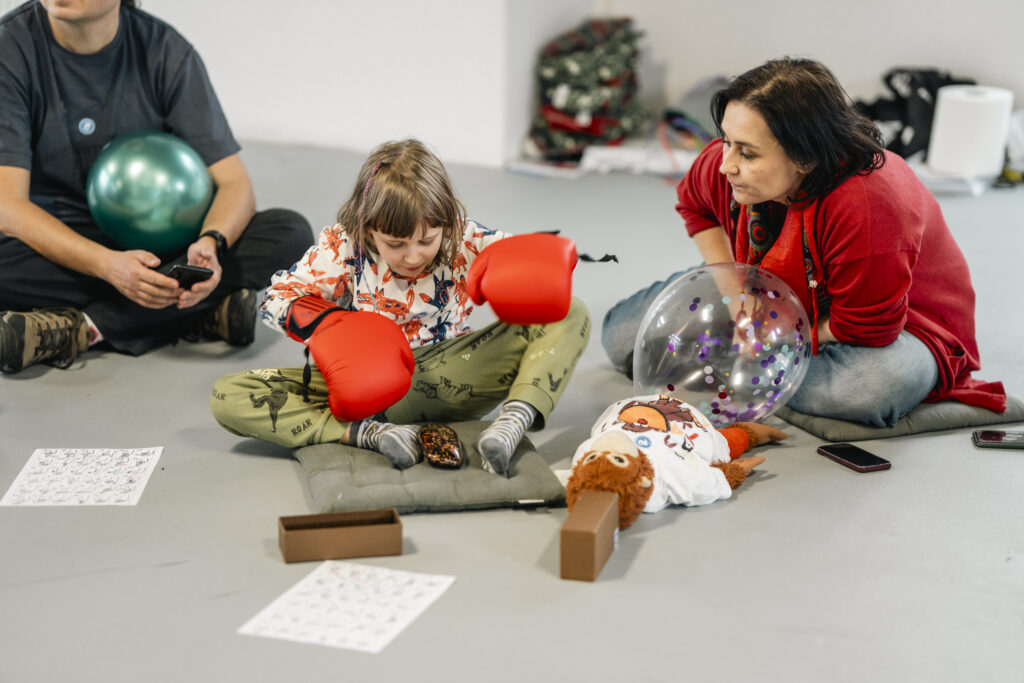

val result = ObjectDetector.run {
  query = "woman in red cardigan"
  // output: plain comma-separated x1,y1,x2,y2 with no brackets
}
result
602,57,1005,426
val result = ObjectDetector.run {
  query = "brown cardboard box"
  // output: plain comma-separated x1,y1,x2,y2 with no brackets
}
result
278,509,403,563
559,490,619,581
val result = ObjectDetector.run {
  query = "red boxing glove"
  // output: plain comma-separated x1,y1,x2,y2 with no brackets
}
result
286,296,415,421
466,233,577,324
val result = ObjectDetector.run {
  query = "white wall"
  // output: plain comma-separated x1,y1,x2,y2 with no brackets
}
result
145,0,589,168
504,1,592,162
597,0,1024,111
12,0,1017,167
147,0,500,166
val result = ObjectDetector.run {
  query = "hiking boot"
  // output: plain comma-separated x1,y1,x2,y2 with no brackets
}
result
182,289,257,346
0,308,89,373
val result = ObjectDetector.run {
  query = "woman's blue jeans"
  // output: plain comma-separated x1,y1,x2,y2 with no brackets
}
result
601,270,938,427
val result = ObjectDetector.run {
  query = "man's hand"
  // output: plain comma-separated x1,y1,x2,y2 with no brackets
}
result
177,235,223,308
102,249,181,309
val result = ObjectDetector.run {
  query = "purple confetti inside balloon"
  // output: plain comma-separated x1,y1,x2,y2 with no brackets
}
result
751,377,760,384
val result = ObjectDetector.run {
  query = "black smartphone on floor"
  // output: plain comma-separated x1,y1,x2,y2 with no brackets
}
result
165,264,213,290
972,430,1024,450
816,442,891,472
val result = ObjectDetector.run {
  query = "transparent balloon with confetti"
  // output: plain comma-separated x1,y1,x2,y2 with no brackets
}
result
632,263,813,427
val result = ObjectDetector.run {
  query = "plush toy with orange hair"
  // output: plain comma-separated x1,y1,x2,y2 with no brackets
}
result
566,394,786,529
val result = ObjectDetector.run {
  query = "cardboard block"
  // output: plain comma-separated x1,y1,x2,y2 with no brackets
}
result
279,509,402,563
559,490,619,581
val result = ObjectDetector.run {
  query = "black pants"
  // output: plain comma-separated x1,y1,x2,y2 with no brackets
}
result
0,208,314,355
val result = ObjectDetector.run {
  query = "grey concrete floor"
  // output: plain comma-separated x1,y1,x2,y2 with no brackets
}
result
1,141,1022,682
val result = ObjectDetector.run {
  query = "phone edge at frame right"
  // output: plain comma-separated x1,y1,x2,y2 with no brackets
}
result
971,430,1024,450
816,442,892,473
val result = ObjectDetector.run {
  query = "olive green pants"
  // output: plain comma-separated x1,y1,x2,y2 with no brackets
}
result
210,297,591,448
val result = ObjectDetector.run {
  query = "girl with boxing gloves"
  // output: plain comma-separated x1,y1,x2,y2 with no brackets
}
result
210,139,589,475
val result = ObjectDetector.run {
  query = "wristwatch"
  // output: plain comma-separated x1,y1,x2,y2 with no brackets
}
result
200,230,229,263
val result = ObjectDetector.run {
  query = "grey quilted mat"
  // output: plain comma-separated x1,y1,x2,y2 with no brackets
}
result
776,395,1024,441
293,421,566,514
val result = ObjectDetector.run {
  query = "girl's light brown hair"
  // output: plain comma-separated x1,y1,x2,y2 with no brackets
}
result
337,139,466,269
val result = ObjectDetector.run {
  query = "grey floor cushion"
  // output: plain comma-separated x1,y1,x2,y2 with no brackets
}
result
776,395,1024,442
293,421,566,514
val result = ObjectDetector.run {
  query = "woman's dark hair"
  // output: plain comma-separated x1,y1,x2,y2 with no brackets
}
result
710,57,885,201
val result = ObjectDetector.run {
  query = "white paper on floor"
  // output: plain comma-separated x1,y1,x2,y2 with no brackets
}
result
238,561,456,653
0,447,163,506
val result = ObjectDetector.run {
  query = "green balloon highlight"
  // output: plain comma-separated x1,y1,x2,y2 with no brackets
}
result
86,131,213,254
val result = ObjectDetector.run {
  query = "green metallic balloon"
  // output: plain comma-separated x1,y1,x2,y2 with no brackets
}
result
86,130,214,254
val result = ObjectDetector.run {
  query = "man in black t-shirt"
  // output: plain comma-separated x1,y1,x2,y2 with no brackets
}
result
0,0,314,373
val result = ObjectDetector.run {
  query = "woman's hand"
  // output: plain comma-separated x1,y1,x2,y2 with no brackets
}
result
816,314,837,344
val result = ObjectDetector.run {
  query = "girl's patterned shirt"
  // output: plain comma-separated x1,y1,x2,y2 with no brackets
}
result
259,220,508,349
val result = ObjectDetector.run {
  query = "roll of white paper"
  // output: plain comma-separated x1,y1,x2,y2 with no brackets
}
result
927,85,1014,177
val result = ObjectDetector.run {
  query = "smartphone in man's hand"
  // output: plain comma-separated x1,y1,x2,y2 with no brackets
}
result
164,264,214,290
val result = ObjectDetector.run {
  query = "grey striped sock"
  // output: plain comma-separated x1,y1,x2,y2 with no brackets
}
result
355,420,421,470
476,401,537,477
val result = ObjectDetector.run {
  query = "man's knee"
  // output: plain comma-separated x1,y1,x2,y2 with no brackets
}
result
245,208,314,258
262,207,314,255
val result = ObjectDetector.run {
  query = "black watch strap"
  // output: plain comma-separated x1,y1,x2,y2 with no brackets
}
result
201,230,229,262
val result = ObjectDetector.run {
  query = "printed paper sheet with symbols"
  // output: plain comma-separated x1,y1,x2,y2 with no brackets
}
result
0,447,163,506
238,561,456,653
